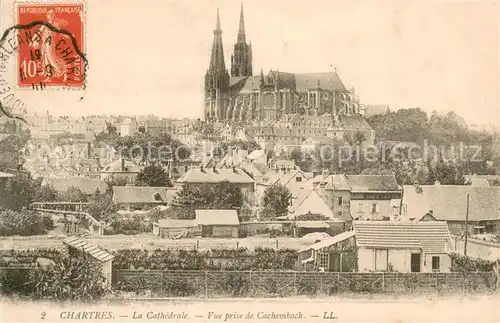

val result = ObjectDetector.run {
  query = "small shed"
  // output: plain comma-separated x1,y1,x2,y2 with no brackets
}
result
63,236,114,286
297,231,356,272
153,219,201,238
195,209,239,238
294,221,330,237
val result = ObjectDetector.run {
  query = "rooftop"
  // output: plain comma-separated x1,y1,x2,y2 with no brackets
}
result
354,221,452,254
195,209,240,226
402,185,500,222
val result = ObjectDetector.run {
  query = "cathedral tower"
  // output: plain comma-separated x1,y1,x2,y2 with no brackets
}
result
205,9,230,121
230,4,253,77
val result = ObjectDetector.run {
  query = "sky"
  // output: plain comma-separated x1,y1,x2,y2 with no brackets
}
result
1,0,499,126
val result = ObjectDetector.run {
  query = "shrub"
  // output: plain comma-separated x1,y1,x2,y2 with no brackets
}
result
104,214,151,235
30,253,109,302
0,210,54,236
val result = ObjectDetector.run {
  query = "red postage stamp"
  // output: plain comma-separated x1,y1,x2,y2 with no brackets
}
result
16,3,86,89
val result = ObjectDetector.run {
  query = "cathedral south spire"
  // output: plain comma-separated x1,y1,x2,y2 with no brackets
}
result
237,3,246,43
231,3,253,77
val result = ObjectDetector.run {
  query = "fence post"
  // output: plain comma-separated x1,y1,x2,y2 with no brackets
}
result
249,271,253,295
337,273,340,294
197,240,199,250
435,273,439,296
382,272,385,293
293,272,297,295
204,271,208,298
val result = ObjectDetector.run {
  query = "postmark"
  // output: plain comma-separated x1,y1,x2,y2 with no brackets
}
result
15,2,86,89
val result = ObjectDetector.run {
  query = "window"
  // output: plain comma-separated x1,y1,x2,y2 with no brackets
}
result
337,211,343,218
371,203,378,214
432,256,440,272
357,203,363,213
338,197,343,206
318,252,330,270
296,176,302,182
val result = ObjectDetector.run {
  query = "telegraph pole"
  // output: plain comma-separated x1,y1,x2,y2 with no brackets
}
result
464,193,469,256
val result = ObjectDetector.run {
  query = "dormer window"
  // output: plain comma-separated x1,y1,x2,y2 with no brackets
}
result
154,192,162,201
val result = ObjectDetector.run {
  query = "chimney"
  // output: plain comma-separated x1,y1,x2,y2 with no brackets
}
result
121,158,125,172
232,166,237,173
200,165,204,173
213,166,216,173
96,156,101,171
435,180,441,186
167,159,173,179
184,165,188,173
87,142,91,158
322,169,329,181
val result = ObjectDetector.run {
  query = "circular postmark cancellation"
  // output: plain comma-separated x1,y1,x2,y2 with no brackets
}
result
0,1,87,122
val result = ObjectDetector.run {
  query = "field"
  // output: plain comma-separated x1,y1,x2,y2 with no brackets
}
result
0,234,313,251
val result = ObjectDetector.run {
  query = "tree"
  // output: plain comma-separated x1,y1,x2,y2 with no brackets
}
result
433,161,469,185
0,173,36,211
289,148,314,172
170,181,244,219
59,187,88,202
87,193,117,221
135,164,172,187
31,253,109,301
260,184,292,220
34,185,59,202
0,210,54,236
111,133,190,163
104,176,128,194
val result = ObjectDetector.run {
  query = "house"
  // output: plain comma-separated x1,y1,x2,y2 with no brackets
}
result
153,219,200,238
100,158,141,184
41,176,108,196
195,209,240,238
119,118,138,137
63,236,114,286
346,175,401,221
315,174,401,222
257,165,311,207
290,188,335,219
297,230,356,272
354,221,453,273
177,166,255,204
112,186,178,211
401,185,500,235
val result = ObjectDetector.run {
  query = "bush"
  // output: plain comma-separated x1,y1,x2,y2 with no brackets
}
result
0,210,54,236
104,214,152,235
30,254,109,302
450,253,494,272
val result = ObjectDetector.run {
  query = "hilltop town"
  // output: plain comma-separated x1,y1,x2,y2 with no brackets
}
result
0,4,499,301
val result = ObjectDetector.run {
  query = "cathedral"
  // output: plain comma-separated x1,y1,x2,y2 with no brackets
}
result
204,5,366,124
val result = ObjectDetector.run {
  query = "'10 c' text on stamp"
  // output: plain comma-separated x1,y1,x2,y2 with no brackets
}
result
16,3,85,89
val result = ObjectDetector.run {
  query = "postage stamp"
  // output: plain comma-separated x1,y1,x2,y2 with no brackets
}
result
15,2,85,89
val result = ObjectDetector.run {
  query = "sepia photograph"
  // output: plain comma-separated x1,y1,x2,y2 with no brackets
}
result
0,0,499,322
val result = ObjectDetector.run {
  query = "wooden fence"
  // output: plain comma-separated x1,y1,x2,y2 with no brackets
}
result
113,270,498,298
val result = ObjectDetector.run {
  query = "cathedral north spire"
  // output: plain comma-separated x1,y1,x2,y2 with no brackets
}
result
209,7,226,74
